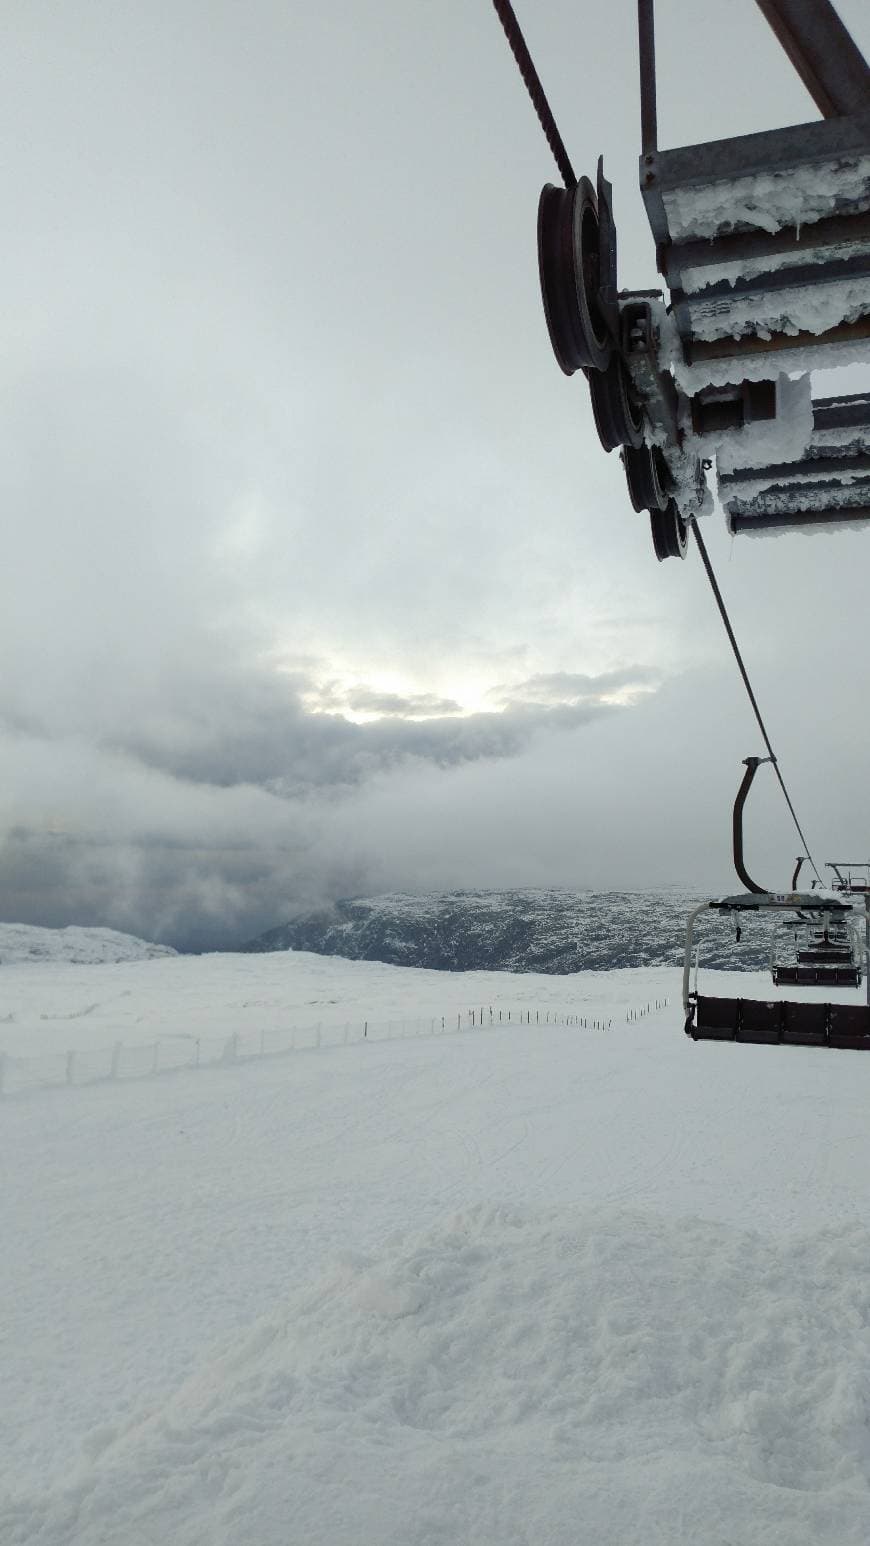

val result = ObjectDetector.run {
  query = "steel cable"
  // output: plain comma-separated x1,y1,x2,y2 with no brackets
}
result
490,0,576,188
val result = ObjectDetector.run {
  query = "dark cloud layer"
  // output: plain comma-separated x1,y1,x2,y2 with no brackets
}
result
4,660,861,953
0,656,631,948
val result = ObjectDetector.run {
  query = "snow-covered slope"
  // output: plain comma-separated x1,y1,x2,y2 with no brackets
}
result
3,952,870,1545
0,948,669,1058
0,921,176,966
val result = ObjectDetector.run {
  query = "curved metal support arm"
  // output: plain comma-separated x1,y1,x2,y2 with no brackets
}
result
733,757,771,895
791,856,805,891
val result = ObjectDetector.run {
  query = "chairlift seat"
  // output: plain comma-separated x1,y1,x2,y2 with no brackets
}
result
781,1002,829,1046
828,1003,870,1048
774,963,861,986
737,998,782,1044
690,993,870,1050
693,994,740,1040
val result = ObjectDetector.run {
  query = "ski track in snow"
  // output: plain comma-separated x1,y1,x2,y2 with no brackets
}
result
3,951,870,1543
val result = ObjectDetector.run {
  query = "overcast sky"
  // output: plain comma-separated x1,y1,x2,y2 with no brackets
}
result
2,0,869,949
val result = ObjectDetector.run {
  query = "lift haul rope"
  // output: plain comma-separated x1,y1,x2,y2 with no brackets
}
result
489,0,823,886
491,0,575,188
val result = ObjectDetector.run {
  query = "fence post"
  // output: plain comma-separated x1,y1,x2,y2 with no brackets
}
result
65,1050,76,1086
364,1021,368,1039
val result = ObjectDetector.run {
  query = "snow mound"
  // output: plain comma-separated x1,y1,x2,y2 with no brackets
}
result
6,1206,869,1546
0,923,177,966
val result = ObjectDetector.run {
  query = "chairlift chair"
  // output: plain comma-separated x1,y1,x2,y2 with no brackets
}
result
827,860,870,892
770,915,863,985
685,893,869,1043
683,756,870,1048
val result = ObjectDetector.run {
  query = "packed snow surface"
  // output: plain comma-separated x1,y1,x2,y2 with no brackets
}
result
4,948,870,1544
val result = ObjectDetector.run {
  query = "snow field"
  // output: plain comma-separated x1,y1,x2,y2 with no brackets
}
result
1,1002,625,1097
0,949,674,1059
3,952,870,1543
6,1208,870,1546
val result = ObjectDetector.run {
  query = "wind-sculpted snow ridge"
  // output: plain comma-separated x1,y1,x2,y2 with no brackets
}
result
0,922,177,966
4,1206,869,1546
243,887,771,973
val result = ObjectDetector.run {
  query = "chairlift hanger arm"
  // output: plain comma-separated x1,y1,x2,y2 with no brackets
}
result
792,856,805,891
733,757,772,895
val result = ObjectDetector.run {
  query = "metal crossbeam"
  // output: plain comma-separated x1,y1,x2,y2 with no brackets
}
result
754,0,870,118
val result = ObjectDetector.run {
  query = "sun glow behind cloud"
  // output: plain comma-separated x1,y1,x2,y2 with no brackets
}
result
299,668,492,724
292,659,661,725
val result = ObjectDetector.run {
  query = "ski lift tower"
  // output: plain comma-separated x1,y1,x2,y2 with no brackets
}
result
529,0,870,556
633,0,870,548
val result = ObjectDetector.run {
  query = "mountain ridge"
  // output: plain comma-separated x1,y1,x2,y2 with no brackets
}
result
0,922,178,966
241,887,767,973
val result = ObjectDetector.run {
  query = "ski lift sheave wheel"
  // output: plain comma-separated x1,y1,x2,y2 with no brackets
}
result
589,354,645,452
650,500,689,561
622,443,669,513
537,178,612,376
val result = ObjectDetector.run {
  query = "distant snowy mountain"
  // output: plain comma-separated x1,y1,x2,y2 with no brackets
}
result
242,888,769,973
0,922,177,966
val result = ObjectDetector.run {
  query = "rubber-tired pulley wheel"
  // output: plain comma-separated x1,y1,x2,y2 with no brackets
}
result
589,355,645,452
622,444,669,512
537,178,612,376
650,500,689,561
